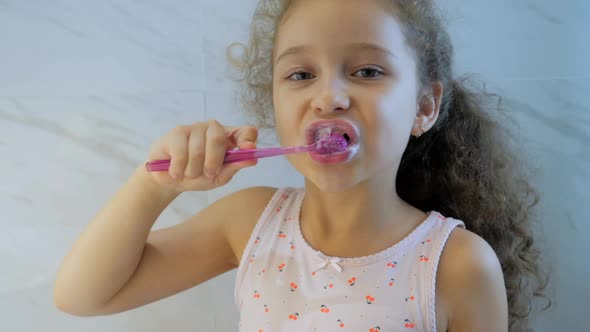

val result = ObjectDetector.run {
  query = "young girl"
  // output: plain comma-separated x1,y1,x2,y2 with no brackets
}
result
54,0,548,331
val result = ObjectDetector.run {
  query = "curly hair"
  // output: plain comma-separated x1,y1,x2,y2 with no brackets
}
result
228,0,550,330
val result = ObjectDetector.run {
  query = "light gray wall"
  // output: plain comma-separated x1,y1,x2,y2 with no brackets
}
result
0,1,586,331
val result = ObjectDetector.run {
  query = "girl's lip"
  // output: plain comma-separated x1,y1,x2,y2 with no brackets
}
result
304,119,360,146
309,148,354,164
308,144,360,164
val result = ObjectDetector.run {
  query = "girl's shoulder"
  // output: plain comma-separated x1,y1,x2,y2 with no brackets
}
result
435,228,508,330
214,186,279,265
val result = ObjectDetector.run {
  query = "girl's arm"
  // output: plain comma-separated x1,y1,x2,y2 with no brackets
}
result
437,228,508,332
54,165,273,316
54,121,263,316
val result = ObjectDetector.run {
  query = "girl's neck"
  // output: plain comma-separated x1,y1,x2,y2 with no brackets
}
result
300,168,427,257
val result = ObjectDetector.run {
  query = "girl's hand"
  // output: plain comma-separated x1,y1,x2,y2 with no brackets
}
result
146,120,258,193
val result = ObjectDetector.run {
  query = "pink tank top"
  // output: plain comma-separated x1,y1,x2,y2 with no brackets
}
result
235,188,464,332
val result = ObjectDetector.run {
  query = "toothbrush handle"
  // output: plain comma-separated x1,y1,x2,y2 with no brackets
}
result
145,145,311,172
223,145,310,163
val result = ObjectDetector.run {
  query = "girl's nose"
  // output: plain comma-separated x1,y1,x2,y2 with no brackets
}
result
311,77,351,115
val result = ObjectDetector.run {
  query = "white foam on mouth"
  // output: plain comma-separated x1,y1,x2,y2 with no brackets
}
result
314,127,334,141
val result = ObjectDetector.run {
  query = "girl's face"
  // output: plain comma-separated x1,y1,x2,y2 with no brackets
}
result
272,0,425,192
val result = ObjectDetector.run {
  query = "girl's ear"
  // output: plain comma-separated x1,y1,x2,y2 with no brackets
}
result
411,81,443,137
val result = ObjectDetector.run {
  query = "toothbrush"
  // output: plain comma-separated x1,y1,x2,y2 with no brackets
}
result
145,134,348,172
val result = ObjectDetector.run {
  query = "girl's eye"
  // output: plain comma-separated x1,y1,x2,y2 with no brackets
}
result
287,71,315,81
352,67,384,79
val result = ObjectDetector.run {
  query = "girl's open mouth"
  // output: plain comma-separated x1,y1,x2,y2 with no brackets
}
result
304,119,360,164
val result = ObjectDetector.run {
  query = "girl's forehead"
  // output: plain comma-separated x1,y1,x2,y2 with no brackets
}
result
274,0,407,58
279,0,400,34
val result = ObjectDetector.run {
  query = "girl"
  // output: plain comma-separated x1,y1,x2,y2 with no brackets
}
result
54,0,548,331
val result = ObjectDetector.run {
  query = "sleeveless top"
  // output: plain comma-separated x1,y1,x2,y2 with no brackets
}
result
235,188,465,332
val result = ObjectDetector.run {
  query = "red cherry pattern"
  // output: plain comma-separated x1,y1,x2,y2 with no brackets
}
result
386,261,397,268
404,319,415,328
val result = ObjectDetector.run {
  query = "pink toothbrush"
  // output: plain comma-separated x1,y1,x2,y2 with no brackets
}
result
145,134,348,172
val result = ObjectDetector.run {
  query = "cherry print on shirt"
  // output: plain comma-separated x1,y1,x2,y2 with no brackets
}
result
255,237,260,244
253,290,261,299
369,326,381,332
404,319,415,328
421,239,432,245
278,231,287,238
311,271,317,276
258,268,266,275
282,194,289,200
278,263,286,272
348,277,357,286
419,255,429,262
387,261,398,268
365,295,375,304
264,304,269,313
250,254,255,263
388,278,395,286
320,304,331,313
290,241,295,250
404,294,415,302
276,206,282,212
288,313,299,320
324,283,334,289
337,319,345,328
289,282,298,291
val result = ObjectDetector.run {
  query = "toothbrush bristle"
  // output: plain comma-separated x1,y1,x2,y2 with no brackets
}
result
314,134,349,154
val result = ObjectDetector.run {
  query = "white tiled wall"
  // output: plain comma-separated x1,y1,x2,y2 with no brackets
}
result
0,1,586,331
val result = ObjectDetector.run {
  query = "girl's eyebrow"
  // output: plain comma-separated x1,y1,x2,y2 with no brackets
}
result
275,45,310,65
349,42,397,59
275,42,397,65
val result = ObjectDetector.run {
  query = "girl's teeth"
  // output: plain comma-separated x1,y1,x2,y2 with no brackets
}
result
315,128,333,141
